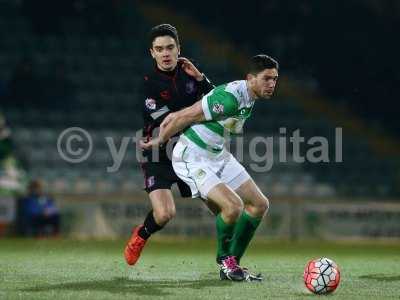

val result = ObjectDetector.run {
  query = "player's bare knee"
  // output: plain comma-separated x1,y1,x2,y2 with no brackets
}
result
224,200,243,222
169,207,176,219
261,196,270,215
154,210,174,225
223,208,241,223
250,195,269,217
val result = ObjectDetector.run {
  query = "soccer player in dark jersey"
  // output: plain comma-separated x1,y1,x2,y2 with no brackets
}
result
124,24,214,266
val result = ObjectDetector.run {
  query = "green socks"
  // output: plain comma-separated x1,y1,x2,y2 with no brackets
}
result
230,211,262,262
216,214,236,259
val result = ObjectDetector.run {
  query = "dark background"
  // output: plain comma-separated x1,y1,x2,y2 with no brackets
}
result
0,0,399,199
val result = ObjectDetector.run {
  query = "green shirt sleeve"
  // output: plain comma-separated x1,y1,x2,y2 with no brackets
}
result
201,86,239,121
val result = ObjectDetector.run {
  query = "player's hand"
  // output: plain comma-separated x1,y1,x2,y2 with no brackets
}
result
179,57,204,81
139,137,162,149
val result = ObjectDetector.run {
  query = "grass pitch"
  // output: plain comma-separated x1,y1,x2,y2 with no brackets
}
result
0,238,399,299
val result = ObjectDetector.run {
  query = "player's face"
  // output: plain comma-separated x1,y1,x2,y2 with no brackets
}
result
150,36,180,71
249,68,279,99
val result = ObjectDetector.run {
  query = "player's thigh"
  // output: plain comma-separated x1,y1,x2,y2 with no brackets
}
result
201,198,221,215
207,183,244,215
234,177,269,215
148,189,176,217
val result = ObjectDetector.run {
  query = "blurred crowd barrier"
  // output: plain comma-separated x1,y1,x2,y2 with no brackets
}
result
20,196,399,240
2,194,399,239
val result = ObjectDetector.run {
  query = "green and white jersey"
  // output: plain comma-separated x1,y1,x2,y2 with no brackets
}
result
183,80,255,153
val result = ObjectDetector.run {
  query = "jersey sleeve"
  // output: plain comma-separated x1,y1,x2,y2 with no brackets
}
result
188,59,214,95
197,74,214,95
201,87,239,121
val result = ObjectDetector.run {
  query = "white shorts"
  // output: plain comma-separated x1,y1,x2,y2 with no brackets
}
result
172,136,251,199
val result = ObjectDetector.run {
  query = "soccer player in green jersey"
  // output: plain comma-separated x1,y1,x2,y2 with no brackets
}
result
141,55,278,281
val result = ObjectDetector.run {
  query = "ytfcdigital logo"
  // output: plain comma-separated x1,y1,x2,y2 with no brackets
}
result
57,127,343,173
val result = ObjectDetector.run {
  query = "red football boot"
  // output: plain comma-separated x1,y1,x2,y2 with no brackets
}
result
124,225,147,265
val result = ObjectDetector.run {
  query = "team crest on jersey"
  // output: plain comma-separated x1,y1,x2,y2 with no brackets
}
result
194,169,206,181
145,98,156,110
185,81,196,94
212,103,224,114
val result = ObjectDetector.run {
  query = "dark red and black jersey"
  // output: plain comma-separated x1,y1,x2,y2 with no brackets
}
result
140,60,214,162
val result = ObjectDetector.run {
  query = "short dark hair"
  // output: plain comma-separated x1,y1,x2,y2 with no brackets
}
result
248,54,279,75
149,24,180,48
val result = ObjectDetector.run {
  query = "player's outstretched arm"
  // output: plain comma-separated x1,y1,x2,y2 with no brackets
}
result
140,100,205,149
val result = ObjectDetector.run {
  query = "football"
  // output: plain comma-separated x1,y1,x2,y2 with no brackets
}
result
304,257,341,294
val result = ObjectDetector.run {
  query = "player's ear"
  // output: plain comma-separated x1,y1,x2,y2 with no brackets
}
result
246,73,255,81
150,47,155,59
246,73,257,90
177,44,181,56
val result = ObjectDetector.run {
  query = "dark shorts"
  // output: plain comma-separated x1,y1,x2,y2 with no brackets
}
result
140,161,192,197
